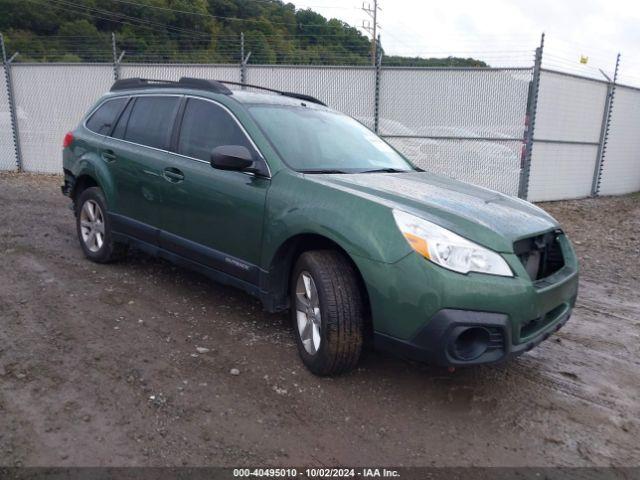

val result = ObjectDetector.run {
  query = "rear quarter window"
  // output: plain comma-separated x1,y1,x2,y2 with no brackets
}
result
85,97,128,135
111,98,134,139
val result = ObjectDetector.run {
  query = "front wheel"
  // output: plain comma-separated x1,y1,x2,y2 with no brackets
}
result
290,250,365,376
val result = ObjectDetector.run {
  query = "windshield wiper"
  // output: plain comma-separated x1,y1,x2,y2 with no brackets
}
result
299,169,350,174
359,168,412,173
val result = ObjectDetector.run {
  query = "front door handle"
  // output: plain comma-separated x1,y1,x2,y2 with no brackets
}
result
162,167,185,183
101,150,117,163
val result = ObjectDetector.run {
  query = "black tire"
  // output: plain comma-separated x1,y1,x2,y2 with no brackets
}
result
290,250,364,376
75,187,127,263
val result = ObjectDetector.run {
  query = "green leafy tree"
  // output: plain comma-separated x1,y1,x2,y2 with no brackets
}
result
0,0,486,66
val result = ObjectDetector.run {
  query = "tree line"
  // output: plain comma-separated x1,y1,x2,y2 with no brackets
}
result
0,0,487,66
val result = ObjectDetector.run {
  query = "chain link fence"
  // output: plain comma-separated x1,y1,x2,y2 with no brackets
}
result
379,67,531,196
10,64,113,173
246,66,377,130
120,64,240,84
1,35,639,201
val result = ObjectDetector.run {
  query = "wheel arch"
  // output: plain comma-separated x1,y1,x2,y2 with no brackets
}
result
69,155,116,210
263,233,372,332
71,173,100,204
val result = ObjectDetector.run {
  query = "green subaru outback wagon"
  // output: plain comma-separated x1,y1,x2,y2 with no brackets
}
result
62,77,578,376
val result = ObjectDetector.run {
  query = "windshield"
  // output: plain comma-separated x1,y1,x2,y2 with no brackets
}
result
248,105,416,173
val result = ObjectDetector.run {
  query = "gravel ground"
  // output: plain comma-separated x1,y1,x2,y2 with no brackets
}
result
0,172,638,467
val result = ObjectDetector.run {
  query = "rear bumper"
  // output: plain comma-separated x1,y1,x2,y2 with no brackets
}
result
374,304,573,367
61,170,75,197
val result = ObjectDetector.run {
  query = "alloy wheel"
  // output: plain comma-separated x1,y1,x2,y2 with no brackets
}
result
295,271,322,355
79,199,105,253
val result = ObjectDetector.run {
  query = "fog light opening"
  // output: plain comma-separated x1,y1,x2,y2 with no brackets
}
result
452,327,490,361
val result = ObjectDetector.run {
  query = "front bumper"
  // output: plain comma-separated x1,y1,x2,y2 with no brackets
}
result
354,233,579,367
374,305,573,367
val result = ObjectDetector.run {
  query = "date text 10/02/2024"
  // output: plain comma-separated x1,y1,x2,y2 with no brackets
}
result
232,468,401,478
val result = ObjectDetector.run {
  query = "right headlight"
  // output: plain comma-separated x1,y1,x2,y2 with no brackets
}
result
392,209,513,277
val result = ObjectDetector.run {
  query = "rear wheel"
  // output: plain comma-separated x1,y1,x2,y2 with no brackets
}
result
76,187,127,263
290,250,364,376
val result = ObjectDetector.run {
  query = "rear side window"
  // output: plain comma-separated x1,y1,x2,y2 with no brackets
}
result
86,98,128,135
178,98,253,161
123,96,180,150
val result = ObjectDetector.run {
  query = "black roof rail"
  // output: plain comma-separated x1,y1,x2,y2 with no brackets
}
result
109,76,325,106
217,80,327,106
110,77,232,95
280,91,327,106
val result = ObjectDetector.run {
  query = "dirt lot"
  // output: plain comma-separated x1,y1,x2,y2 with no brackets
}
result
0,172,638,467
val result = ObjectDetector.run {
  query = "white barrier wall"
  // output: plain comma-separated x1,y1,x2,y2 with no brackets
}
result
246,65,376,129
528,70,608,201
119,64,240,84
379,68,531,196
598,86,640,195
1,63,638,202
379,68,531,138
11,64,113,173
529,142,599,200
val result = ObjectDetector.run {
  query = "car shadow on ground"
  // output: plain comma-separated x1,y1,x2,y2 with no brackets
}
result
121,246,510,385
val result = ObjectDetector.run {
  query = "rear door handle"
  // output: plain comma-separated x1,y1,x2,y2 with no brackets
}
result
101,150,116,163
162,167,185,183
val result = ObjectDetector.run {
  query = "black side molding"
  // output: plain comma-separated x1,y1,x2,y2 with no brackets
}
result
108,212,262,285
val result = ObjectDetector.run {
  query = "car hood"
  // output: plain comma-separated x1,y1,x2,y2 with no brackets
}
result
307,172,559,253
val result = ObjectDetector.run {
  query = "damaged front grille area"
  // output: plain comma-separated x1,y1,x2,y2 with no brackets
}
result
514,229,565,281
519,303,567,340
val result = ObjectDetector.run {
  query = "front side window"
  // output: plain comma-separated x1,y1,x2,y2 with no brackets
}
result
124,96,180,150
248,105,416,173
86,97,128,135
178,98,253,162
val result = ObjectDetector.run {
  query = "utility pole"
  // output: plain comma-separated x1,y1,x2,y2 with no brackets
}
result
361,1,380,65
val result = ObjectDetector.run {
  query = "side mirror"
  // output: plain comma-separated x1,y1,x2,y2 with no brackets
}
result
210,145,254,171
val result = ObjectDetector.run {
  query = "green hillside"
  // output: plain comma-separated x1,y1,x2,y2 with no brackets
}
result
0,0,487,66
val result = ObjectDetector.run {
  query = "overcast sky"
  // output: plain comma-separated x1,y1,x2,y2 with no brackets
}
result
292,0,640,85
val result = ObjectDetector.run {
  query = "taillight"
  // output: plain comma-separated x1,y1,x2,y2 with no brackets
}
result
63,132,74,148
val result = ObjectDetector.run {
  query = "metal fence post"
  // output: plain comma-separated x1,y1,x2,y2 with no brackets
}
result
1,33,23,172
239,32,251,88
373,34,382,134
517,33,544,200
591,53,621,197
112,33,125,81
